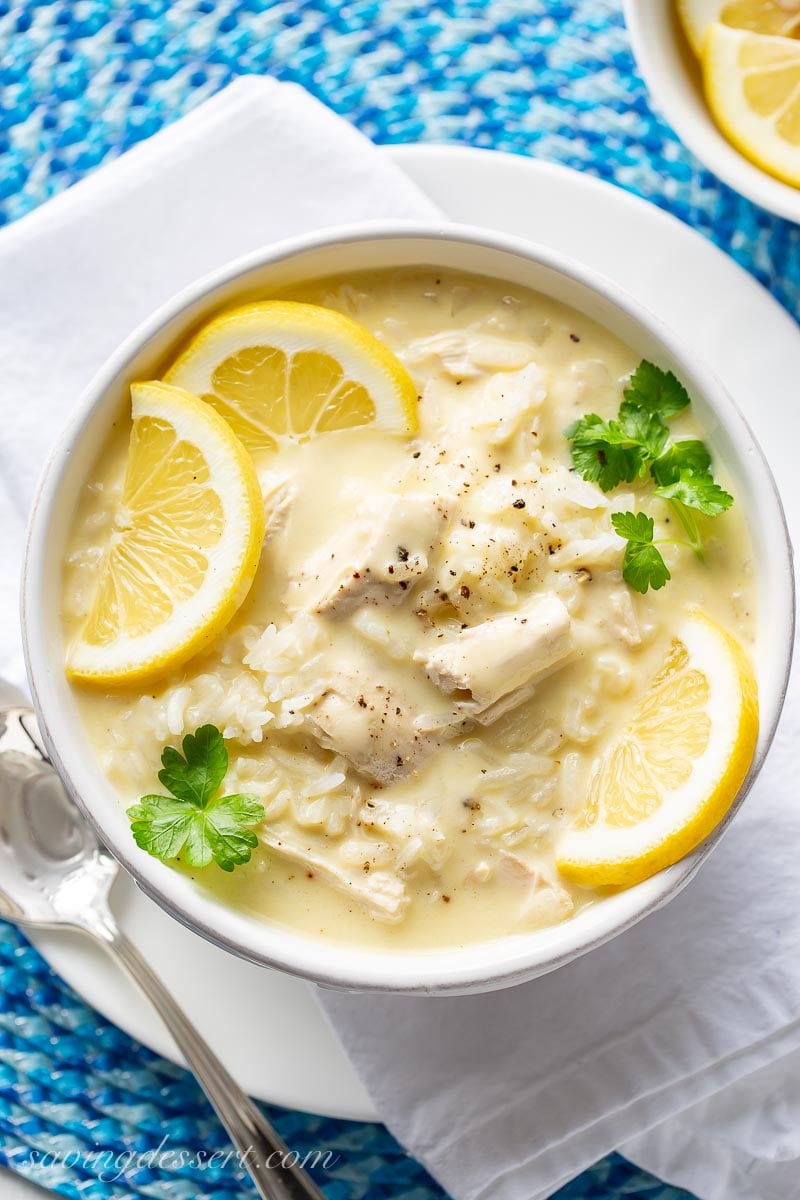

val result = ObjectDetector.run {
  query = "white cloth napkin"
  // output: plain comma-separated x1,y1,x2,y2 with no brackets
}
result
0,73,438,687
1,71,798,1200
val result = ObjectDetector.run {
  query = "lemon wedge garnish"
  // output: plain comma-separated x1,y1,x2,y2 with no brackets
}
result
164,301,419,453
557,612,758,889
678,0,800,57
68,381,265,686
703,23,800,186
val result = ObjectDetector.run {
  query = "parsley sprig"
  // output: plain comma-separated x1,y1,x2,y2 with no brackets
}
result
567,361,733,593
127,725,265,873
610,512,671,593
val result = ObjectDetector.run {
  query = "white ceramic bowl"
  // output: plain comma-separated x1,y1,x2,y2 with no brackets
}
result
625,0,800,225
22,223,794,994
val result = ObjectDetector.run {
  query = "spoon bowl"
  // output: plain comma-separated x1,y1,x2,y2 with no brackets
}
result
0,708,117,932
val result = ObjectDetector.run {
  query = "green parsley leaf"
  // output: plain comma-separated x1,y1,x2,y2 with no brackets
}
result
611,510,654,543
128,796,196,861
611,510,671,594
128,725,265,872
650,440,712,486
617,400,669,461
187,795,265,873
567,413,648,492
566,360,733,593
623,360,690,420
158,724,228,807
623,542,671,594
654,475,734,517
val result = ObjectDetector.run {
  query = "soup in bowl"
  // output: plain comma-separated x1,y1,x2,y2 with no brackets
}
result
23,226,793,993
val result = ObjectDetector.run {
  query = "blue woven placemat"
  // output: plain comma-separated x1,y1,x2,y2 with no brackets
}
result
2,0,797,1196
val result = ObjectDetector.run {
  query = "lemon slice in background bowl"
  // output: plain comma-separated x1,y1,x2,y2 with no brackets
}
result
677,0,800,56
702,23,800,187
164,300,419,453
67,381,265,687
557,612,758,889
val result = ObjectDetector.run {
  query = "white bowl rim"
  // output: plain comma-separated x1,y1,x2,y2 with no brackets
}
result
624,0,800,226
22,219,795,994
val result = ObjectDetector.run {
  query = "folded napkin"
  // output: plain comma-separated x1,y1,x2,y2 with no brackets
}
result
1,71,798,1200
622,1046,800,1200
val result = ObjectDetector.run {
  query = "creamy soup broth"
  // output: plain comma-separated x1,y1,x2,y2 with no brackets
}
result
63,268,756,950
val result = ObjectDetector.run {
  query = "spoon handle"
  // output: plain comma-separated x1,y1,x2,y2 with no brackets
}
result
95,923,327,1200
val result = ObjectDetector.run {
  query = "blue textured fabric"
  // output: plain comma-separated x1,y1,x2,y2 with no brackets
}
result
0,0,787,1195
0,921,695,1199
0,0,799,318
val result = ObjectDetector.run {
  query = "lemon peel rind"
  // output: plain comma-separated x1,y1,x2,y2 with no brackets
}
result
67,381,265,688
677,0,724,56
678,0,800,58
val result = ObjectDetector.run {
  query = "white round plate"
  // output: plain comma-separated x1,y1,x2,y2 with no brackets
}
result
28,144,799,1122
624,0,800,225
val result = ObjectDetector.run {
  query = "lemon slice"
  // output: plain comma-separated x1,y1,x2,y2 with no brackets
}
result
678,0,800,56
163,301,419,453
557,612,758,889
68,381,265,686
703,24,800,186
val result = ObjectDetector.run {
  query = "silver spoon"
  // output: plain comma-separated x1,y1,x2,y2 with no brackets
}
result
0,704,327,1200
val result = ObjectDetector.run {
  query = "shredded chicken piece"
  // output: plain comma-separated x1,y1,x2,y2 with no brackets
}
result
404,331,535,379
259,827,409,922
497,853,575,928
415,594,573,722
262,478,295,543
288,492,446,617
303,669,439,785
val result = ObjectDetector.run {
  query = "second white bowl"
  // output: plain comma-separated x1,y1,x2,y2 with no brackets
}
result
625,0,800,224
